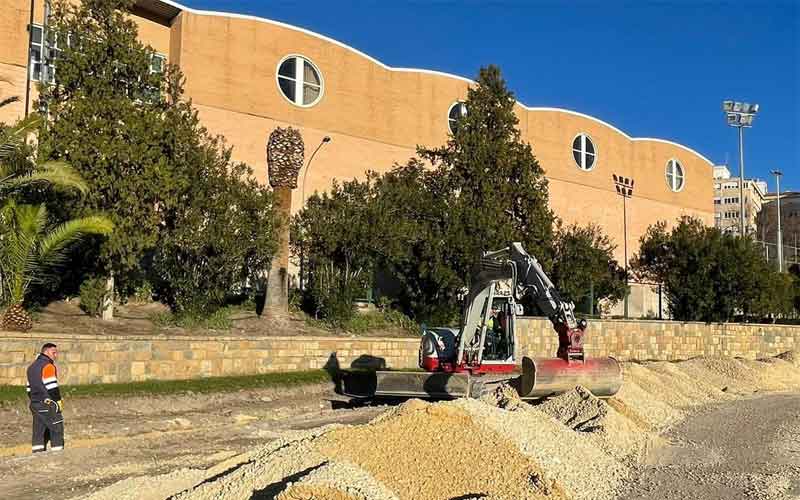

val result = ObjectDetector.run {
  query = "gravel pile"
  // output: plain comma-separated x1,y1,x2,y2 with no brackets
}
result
87,351,798,500
536,386,608,431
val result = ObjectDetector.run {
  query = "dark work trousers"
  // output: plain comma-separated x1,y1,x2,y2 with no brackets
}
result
30,401,64,452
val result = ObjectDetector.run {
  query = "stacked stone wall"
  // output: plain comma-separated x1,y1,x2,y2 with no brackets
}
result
1,319,797,385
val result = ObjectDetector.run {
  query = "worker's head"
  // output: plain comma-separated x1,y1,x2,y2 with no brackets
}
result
41,343,58,360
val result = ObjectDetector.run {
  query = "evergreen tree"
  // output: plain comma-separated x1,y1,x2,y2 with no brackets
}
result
551,223,626,314
420,65,555,282
633,217,795,322
38,0,172,284
37,0,278,314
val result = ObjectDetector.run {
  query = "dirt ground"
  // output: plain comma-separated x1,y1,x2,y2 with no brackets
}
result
30,300,415,337
1,354,798,500
618,393,800,500
0,383,385,499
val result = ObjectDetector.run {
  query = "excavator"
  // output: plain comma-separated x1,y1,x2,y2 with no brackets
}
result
359,242,622,400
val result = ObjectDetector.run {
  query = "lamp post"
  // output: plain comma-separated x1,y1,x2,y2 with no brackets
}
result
613,174,634,318
301,136,332,206
299,136,331,291
722,100,759,237
771,169,783,272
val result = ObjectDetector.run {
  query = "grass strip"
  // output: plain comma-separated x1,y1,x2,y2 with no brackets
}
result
0,369,332,405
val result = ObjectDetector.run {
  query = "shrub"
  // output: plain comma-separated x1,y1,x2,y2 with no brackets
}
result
79,277,107,317
130,281,154,303
150,307,233,331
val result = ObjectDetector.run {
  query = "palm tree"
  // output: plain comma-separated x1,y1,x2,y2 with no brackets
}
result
0,200,113,331
0,114,87,196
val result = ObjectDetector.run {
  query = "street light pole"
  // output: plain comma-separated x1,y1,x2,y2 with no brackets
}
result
772,169,783,272
738,127,745,236
301,136,332,206
723,101,759,237
613,174,634,318
299,136,331,291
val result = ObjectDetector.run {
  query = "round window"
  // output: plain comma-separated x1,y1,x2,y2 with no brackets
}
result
572,133,596,171
448,101,467,134
665,159,685,192
276,55,324,107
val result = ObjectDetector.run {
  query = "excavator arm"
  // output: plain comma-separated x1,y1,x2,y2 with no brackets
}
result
505,242,587,362
457,242,587,366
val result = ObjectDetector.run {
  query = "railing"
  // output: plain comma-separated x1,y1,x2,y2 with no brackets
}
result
756,240,800,269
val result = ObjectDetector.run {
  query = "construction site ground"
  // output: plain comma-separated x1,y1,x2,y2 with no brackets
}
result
0,352,798,500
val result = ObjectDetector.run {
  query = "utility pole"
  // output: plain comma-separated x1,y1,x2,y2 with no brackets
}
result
771,170,783,271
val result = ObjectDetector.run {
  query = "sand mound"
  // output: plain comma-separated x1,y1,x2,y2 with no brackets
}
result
312,400,562,500
536,386,608,431
87,352,799,500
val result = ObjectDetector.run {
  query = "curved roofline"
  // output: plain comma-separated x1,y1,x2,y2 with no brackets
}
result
156,0,714,167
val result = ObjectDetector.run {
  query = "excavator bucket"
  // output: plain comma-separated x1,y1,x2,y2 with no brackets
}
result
517,356,622,399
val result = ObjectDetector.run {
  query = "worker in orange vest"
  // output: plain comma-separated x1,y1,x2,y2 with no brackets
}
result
26,343,64,453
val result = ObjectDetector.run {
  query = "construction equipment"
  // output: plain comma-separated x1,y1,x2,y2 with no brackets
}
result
365,243,622,400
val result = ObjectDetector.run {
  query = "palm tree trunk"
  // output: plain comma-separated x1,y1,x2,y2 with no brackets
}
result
264,186,291,317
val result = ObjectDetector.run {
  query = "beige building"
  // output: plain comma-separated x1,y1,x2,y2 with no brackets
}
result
1,0,717,316
713,165,767,236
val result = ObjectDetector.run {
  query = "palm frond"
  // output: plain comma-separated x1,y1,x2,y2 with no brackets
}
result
0,202,112,304
1,161,88,194
37,215,114,270
0,96,20,109
0,202,45,303
0,114,41,162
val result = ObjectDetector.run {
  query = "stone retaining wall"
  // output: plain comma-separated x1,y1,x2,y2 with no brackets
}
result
1,318,798,386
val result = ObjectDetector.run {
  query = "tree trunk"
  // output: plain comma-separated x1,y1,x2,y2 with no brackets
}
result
264,187,291,317
101,272,114,321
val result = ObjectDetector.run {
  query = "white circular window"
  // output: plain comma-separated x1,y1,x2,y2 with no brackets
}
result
665,159,685,192
572,133,596,171
276,55,323,107
448,101,467,134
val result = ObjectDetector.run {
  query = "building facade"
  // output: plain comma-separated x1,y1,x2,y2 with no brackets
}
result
758,191,800,270
1,0,717,316
712,165,767,235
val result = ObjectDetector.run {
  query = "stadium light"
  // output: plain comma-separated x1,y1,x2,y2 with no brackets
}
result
722,100,760,236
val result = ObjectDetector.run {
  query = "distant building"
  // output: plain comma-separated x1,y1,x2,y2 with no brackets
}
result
757,191,800,269
713,165,767,236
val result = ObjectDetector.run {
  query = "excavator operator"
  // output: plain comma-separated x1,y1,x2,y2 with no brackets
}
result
485,306,507,359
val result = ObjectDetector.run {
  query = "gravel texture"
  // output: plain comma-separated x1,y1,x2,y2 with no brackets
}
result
83,351,799,500
536,386,608,431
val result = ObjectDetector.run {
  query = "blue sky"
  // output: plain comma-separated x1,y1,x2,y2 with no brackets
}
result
183,0,799,192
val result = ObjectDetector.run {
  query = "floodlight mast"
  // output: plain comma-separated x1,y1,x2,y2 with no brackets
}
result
722,100,759,237
772,169,784,272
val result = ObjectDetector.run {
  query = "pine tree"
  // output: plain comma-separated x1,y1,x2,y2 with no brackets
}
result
419,65,555,287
